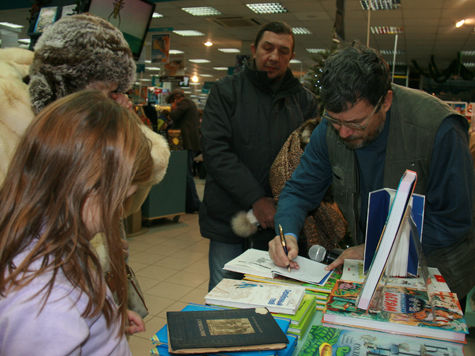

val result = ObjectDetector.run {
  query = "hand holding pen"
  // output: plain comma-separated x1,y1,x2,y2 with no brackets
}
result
279,224,291,272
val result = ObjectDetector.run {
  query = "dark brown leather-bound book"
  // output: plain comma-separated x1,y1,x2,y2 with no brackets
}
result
167,307,288,354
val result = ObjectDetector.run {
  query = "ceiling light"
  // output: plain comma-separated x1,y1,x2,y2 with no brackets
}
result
292,27,311,35
246,3,287,14
290,59,301,64
306,48,327,54
463,62,475,68
204,41,213,47
461,50,475,56
190,82,201,86
152,12,163,18
360,0,400,10
379,49,404,55
173,30,205,37
218,48,240,53
200,74,214,77
169,49,184,54
213,67,228,71
189,59,211,63
17,38,31,44
146,67,161,71
140,78,152,81
456,19,465,28
191,75,199,82
0,22,23,29
145,60,152,63
370,26,403,35
182,7,221,16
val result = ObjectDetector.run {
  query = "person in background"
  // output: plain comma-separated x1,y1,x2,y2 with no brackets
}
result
0,90,151,355
200,21,318,291
269,43,475,300
143,100,159,132
0,13,170,328
167,88,202,213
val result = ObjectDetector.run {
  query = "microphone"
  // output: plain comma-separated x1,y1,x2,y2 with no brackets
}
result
308,244,343,264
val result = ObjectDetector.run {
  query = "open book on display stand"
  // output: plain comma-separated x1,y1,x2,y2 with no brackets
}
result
356,169,418,310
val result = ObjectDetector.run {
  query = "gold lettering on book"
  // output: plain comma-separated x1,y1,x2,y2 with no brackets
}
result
207,318,255,335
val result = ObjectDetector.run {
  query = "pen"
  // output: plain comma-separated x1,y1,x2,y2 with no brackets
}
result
279,224,291,272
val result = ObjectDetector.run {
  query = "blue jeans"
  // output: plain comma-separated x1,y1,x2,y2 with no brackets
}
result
208,239,245,291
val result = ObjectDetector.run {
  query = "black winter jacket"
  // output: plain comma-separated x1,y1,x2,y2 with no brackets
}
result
199,66,318,244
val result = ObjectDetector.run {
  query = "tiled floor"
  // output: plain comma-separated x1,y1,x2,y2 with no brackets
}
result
127,212,209,355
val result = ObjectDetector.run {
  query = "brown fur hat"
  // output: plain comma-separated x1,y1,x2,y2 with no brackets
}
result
29,14,136,114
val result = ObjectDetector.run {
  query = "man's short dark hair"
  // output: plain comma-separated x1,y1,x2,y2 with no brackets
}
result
321,43,391,113
254,21,295,53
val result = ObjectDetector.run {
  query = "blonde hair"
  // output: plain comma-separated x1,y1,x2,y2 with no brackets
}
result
0,90,152,334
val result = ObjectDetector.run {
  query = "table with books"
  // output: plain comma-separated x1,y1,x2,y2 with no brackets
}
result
149,248,472,355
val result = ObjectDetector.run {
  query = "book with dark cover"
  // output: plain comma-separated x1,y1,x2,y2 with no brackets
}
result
167,307,288,354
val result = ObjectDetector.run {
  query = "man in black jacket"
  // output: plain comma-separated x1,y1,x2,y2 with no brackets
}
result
200,22,319,290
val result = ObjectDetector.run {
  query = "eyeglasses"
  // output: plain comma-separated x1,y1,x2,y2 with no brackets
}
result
322,95,384,130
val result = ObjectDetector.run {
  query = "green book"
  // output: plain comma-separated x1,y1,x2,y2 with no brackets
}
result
272,294,316,325
287,297,318,337
166,307,288,354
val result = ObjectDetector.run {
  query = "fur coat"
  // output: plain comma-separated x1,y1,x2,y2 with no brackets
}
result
269,118,348,251
0,48,170,215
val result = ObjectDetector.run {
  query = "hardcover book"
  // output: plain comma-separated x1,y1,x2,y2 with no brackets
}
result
357,169,417,310
299,324,464,356
166,308,288,354
205,279,306,315
223,248,332,285
323,280,468,343
273,295,318,337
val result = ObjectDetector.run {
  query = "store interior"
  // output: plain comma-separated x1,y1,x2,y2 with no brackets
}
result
1,0,475,355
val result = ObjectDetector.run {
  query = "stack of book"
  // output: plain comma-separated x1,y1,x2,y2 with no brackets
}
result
322,267,469,343
272,294,318,338
150,303,298,356
204,278,306,314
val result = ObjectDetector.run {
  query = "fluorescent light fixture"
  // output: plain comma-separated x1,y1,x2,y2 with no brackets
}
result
456,19,465,28
173,30,205,36
246,3,287,14
463,62,475,68
290,59,302,64
360,0,400,10
146,67,161,71
306,48,326,53
200,74,214,77
218,48,240,53
380,49,404,55
190,82,201,86
169,49,184,54
292,27,311,35
0,22,23,29
182,6,221,16
145,60,152,63
213,67,228,70
204,41,213,47
140,78,152,81
189,59,211,63
370,26,403,34
152,12,163,18
461,50,475,56
17,38,31,44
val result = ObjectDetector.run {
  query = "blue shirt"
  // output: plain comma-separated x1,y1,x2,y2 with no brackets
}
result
276,113,473,252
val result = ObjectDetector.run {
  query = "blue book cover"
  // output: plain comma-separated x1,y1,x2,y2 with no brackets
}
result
364,188,425,276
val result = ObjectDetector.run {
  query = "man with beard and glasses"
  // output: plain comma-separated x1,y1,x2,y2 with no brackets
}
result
269,43,475,300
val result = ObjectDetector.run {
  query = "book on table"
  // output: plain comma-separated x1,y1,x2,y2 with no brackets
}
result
357,169,418,310
322,279,468,343
151,303,298,356
205,278,306,315
299,324,464,356
223,248,332,285
166,307,288,354
272,294,318,337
